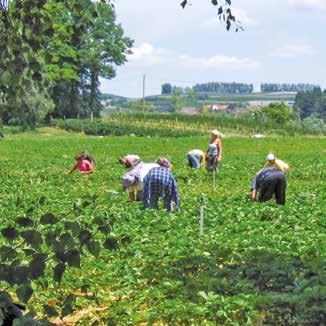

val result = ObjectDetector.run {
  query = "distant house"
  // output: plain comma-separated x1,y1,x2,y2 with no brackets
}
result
180,107,198,116
211,103,235,112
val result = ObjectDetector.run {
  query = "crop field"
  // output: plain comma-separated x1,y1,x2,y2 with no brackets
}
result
0,128,325,325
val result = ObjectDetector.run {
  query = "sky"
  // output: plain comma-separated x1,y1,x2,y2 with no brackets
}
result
100,0,326,98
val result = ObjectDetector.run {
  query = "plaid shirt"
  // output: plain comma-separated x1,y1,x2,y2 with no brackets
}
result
143,167,178,206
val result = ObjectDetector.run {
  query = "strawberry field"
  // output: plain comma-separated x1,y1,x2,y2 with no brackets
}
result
0,128,325,325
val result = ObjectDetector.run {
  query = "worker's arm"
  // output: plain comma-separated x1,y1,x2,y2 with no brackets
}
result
251,178,258,200
68,164,77,174
276,160,290,172
201,153,206,167
217,140,222,162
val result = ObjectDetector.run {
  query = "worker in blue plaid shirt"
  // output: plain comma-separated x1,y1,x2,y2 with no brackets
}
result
142,158,178,211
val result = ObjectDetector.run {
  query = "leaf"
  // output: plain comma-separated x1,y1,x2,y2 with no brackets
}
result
103,238,118,250
218,6,223,15
65,250,80,268
78,230,92,245
40,213,57,225
0,264,11,283
98,225,111,235
0,246,18,261
29,254,47,280
43,305,59,317
1,227,19,240
212,0,218,5
86,241,100,258
12,266,30,285
226,19,231,31
54,242,66,262
23,249,36,257
180,0,187,9
16,284,33,303
53,262,65,283
61,294,76,317
60,233,75,248
15,217,34,228
38,196,46,205
61,303,74,318
21,230,43,249
82,200,91,208
45,232,57,247
64,222,81,236
25,206,34,215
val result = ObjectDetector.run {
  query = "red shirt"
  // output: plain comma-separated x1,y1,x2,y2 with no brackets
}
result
75,159,93,173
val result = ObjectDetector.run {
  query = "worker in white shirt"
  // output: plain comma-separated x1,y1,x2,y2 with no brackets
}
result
187,149,206,169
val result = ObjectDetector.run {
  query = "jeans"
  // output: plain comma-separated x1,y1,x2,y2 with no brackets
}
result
187,153,201,169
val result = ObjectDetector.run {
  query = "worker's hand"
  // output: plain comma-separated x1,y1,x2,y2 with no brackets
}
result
217,157,222,162
251,190,257,201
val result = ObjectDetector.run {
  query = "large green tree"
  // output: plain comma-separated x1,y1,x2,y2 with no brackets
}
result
0,0,54,126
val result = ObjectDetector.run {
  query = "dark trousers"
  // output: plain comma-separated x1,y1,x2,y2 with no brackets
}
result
258,172,286,205
206,156,218,172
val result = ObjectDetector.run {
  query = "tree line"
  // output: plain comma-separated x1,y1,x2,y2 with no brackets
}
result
294,87,326,121
261,83,319,93
0,0,132,126
161,82,254,95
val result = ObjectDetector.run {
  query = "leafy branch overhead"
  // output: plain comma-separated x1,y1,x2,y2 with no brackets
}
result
180,0,243,31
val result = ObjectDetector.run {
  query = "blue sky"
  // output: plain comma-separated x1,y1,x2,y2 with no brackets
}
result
100,0,326,98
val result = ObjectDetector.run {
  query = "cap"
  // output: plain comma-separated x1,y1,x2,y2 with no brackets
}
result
267,153,275,161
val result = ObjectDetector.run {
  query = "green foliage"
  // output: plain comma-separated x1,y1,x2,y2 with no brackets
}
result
0,129,324,323
128,100,153,113
261,102,293,124
194,82,253,94
171,88,186,113
261,83,319,93
0,0,132,125
0,0,54,126
161,83,173,95
302,114,326,133
52,118,202,137
294,87,326,120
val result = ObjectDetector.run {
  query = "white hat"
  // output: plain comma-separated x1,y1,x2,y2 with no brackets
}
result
267,153,275,161
211,129,220,136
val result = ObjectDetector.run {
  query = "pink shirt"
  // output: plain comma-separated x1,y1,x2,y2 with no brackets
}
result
75,159,93,173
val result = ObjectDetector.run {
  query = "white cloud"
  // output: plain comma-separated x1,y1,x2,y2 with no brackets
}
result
127,42,260,71
271,43,316,58
179,54,260,70
289,0,326,10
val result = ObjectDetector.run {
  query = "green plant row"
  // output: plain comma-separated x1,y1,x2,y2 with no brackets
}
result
127,113,322,135
52,118,203,137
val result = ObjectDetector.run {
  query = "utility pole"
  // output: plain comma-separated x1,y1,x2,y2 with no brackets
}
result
142,74,146,114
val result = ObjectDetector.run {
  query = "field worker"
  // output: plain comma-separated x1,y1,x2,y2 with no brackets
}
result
251,167,287,205
142,158,178,212
187,149,205,169
68,151,94,174
263,153,290,172
119,154,140,168
206,129,222,172
122,159,159,201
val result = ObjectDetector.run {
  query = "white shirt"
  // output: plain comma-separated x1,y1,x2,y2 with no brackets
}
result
188,149,204,158
139,163,159,185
